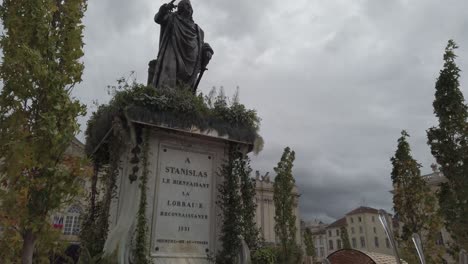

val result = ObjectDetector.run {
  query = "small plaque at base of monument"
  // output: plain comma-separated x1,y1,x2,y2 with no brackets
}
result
151,145,214,260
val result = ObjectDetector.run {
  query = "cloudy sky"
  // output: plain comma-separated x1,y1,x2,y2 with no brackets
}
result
75,0,468,223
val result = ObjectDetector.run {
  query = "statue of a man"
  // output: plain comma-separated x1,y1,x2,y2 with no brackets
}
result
149,0,214,93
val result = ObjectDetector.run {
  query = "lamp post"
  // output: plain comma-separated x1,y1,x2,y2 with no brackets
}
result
378,209,402,264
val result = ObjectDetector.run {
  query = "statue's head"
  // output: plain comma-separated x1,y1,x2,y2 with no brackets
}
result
177,0,193,19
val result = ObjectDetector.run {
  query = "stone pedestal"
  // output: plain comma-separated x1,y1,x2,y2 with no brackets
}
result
103,123,251,263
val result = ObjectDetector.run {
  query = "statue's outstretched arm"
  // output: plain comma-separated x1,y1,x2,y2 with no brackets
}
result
155,3,171,24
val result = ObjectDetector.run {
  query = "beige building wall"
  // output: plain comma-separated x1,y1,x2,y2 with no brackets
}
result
345,209,394,256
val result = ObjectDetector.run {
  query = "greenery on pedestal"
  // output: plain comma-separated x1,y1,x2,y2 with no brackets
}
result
0,0,89,262
391,130,444,263
427,40,468,251
80,118,127,258
340,226,351,249
85,81,262,160
273,147,302,264
304,227,317,261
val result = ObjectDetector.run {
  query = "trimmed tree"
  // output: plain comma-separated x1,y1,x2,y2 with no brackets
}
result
273,147,300,264
0,0,88,263
217,149,243,263
304,227,317,262
340,226,351,249
391,131,444,263
218,149,261,263
427,39,468,250
239,156,260,250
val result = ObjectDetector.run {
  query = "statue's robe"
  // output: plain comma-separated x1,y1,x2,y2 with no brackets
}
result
152,10,205,90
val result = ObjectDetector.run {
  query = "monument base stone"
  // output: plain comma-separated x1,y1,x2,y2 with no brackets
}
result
103,123,249,263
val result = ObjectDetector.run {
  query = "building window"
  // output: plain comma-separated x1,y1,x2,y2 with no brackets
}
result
320,247,324,257
336,229,340,236
352,238,357,248
328,230,332,237
315,248,318,257
373,227,377,234
386,238,391,248
337,239,342,249
372,216,375,222
358,216,362,222
319,236,323,245
359,226,363,234
360,236,366,248
351,227,355,234
63,204,82,236
329,240,334,250
351,217,354,223
374,237,379,248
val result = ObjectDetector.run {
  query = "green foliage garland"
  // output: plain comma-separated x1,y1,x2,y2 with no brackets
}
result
80,118,127,258
85,82,262,161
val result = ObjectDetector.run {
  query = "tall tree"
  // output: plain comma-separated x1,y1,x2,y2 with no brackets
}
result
427,39,468,250
340,226,351,249
273,147,300,264
391,131,444,263
217,149,243,263
0,0,88,263
303,227,316,262
239,155,260,250
218,149,261,263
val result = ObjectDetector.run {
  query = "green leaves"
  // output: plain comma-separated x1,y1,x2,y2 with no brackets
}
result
0,0,88,261
273,147,300,264
85,83,262,162
427,40,468,250
304,228,316,257
391,131,444,263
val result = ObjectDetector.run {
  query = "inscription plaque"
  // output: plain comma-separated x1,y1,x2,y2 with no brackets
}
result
152,145,213,258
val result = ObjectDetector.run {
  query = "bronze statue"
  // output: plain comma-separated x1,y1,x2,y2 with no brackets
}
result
148,0,214,94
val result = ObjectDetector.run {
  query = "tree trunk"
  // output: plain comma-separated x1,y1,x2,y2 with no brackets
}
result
21,230,36,264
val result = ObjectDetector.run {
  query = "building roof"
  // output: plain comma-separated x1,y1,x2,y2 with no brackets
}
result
346,206,380,216
422,171,447,185
311,229,326,235
328,217,347,228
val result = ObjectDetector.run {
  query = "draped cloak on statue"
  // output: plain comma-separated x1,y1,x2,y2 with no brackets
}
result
151,8,209,90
